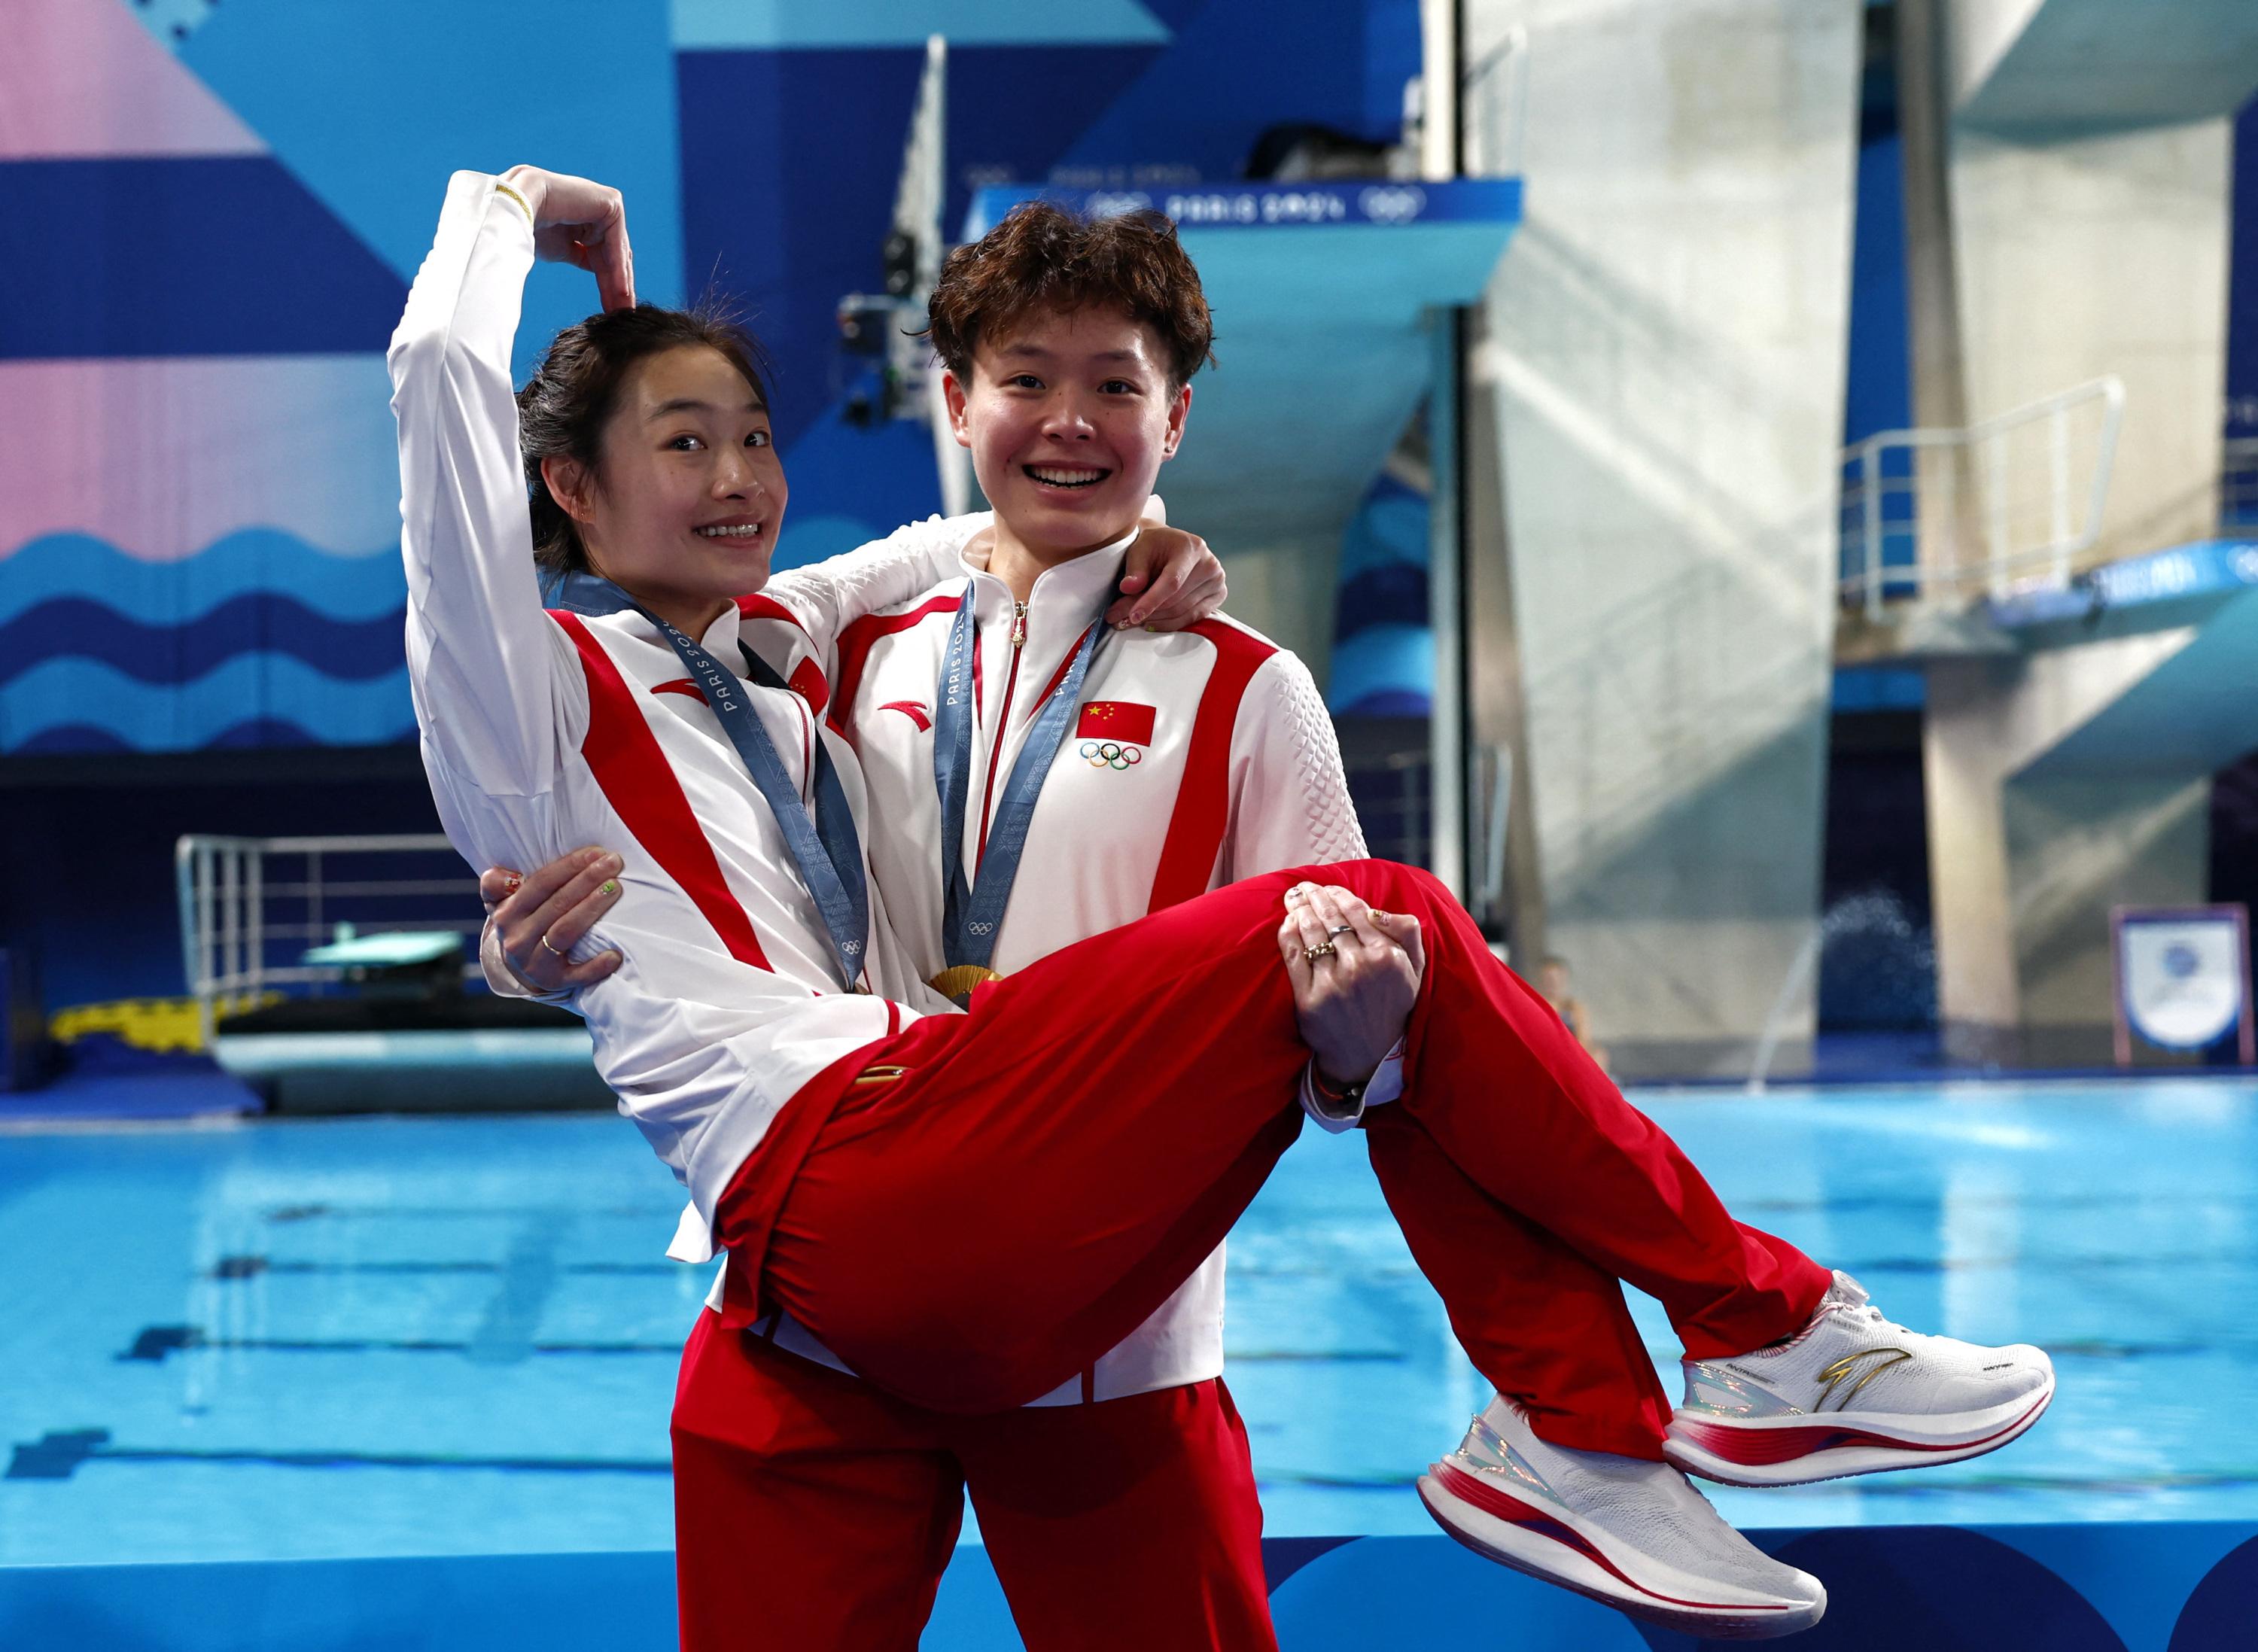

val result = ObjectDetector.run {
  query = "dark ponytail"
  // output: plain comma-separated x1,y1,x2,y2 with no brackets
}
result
517,304,773,578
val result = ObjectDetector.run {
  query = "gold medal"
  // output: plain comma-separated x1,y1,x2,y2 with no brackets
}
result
929,963,1005,1005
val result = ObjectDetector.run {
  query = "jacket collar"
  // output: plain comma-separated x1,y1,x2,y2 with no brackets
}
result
959,526,1137,632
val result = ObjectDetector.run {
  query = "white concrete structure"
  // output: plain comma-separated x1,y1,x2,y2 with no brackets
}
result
1462,0,1864,1074
1901,0,2258,1059
1923,627,2226,1061
1952,0,2258,134
1949,124,2232,564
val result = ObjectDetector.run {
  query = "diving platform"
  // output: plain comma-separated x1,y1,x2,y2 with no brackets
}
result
962,179,1521,559
961,180,1522,666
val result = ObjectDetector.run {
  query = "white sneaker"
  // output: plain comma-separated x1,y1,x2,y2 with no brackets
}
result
1418,1395,1826,1639
1665,1270,2056,1488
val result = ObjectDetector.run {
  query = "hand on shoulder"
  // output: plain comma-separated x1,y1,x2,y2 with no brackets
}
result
1110,522,1225,632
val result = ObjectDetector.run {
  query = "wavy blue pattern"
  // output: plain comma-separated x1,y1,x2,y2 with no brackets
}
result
0,597,406,687
1,656,413,753
0,532,406,627
12,720,362,756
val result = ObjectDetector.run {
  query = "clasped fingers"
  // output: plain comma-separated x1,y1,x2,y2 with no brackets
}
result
1277,885,1417,1085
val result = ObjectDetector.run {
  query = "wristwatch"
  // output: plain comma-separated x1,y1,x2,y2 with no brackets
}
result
1307,1062,1369,1111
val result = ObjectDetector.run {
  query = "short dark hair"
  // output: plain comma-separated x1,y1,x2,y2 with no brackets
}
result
924,201,1216,390
517,304,772,578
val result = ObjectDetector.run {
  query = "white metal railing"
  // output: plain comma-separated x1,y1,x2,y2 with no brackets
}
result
175,834,481,1046
1839,376,2126,619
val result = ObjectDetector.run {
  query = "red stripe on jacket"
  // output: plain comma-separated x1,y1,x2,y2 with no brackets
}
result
552,611,771,970
1146,621,1277,913
736,593,809,635
830,593,964,740
735,595,831,713
787,656,829,715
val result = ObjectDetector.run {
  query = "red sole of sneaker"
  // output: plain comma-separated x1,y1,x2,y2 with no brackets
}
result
1666,1384,2055,1488
1417,1463,1821,1640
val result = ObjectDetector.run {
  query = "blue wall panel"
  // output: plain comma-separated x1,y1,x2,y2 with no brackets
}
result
0,158,405,360
1844,133,1912,447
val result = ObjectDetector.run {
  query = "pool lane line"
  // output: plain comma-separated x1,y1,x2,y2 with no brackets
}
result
5,1430,668,1482
1842,1252,2256,1275
19,1431,2258,1502
268,1204,683,1222
1731,1192,2255,1216
116,1325,1407,1365
117,1326,686,1361
210,1256,679,1278
1634,1334,2257,1364
218,1252,2246,1284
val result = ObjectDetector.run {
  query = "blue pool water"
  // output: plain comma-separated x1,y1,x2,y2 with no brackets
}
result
2,1077,2253,1568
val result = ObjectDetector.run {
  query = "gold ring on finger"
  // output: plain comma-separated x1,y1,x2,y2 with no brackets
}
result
1301,941,1337,962
539,932,568,957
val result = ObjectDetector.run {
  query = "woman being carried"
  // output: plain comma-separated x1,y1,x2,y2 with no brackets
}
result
396,166,2055,1645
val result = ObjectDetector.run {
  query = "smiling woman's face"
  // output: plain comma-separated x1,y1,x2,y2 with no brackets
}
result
543,343,789,619
945,303,1191,558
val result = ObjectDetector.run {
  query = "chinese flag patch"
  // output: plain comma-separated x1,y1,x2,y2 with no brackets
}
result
787,656,829,714
1076,701,1155,744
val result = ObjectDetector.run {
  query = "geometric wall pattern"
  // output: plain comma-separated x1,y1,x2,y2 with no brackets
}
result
0,0,1417,752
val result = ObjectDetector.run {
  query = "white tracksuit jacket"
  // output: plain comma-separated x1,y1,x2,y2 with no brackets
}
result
738,538,1373,1401
394,172,975,1236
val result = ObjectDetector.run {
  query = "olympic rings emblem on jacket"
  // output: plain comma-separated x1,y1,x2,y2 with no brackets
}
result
1079,740,1143,771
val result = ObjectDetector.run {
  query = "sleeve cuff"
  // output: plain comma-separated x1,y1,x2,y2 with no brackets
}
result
669,1200,716,1264
491,178,536,227
1298,1036,1406,1133
479,915,575,1005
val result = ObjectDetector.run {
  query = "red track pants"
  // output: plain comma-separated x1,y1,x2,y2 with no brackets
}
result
672,1315,1274,1652
730,861,1829,1459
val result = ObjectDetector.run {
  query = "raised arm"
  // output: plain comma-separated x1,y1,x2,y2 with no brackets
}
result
391,169,595,799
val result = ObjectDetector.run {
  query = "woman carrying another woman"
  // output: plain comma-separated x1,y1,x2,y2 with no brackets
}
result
485,197,1376,1650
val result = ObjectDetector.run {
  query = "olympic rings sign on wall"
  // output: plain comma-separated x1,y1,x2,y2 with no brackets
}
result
1079,740,1143,771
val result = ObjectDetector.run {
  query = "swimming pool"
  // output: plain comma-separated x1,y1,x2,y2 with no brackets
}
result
2,1076,2251,1568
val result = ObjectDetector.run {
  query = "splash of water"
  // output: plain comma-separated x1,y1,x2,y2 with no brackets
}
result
1746,890,1937,1091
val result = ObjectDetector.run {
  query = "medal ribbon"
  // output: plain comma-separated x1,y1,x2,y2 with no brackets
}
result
933,586,1108,977
552,572,869,988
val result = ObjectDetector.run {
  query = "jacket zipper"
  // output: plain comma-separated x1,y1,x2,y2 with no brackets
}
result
974,600,1028,870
